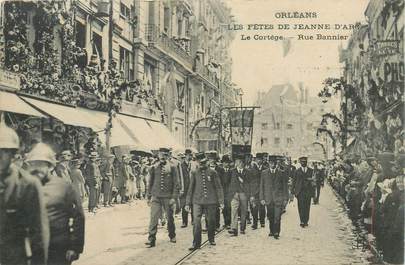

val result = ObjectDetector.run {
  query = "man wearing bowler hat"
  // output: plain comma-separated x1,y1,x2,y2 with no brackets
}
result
218,154,232,229
250,152,268,229
228,153,250,236
291,156,315,227
206,150,222,231
260,155,288,239
100,154,116,207
179,148,193,228
186,152,224,250
145,147,179,248
84,151,102,213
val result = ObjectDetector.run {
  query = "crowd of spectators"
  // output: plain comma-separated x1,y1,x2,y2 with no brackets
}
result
327,153,404,264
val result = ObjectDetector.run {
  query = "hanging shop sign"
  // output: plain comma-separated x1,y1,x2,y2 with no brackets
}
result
372,40,400,57
0,70,20,91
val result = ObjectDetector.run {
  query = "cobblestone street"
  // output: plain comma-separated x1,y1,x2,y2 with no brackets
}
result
76,185,374,265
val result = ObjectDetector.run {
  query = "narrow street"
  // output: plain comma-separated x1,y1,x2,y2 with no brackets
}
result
76,185,373,265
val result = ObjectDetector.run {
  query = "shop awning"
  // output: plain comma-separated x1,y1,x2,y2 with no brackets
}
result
21,97,101,129
145,120,185,151
94,115,148,149
75,107,109,132
116,114,162,151
0,91,45,117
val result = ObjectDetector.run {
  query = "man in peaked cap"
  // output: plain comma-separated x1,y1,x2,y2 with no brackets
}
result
146,147,179,248
291,156,315,227
186,152,224,250
25,143,85,265
260,155,288,239
0,125,50,265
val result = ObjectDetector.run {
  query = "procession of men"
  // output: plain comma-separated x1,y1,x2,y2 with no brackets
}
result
0,121,327,264
144,145,326,249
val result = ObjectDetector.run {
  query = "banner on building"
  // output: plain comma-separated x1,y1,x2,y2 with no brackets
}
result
229,108,254,147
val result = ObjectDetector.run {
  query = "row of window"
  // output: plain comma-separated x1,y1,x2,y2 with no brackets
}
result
261,137,294,145
261,122,315,130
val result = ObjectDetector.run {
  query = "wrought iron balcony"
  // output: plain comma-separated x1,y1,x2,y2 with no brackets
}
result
145,24,193,69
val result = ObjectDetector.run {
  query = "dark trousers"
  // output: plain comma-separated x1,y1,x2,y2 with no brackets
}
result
88,186,99,210
118,186,126,202
181,205,189,226
102,181,111,205
193,204,217,246
223,199,231,226
215,206,221,229
148,197,176,242
314,184,322,203
251,202,266,226
266,202,282,235
48,246,71,265
297,192,312,224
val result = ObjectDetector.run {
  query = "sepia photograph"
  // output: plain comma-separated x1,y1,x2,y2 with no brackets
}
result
0,0,403,264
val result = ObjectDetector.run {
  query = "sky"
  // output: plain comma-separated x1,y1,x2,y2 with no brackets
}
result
224,0,370,105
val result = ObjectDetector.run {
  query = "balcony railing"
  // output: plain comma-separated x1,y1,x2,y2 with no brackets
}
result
145,24,193,68
194,62,219,87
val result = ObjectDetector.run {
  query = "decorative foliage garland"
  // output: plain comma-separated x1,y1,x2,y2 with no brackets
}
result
4,2,32,72
316,127,336,149
322,113,344,131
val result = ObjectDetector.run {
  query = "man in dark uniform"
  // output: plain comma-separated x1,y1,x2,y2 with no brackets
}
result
249,153,267,229
100,154,115,207
84,152,102,213
25,143,85,265
313,162,325,204
291,156,315,227
0,124,49,265
218,154,232,229
180,149,192,228
275,155,290,213
145,148,179,248
186,152,224,250
260,155,288,239
206,150,222,231
228,154,250,236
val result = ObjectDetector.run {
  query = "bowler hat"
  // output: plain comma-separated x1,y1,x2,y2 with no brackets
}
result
185,149,193,155
195,152,206,161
